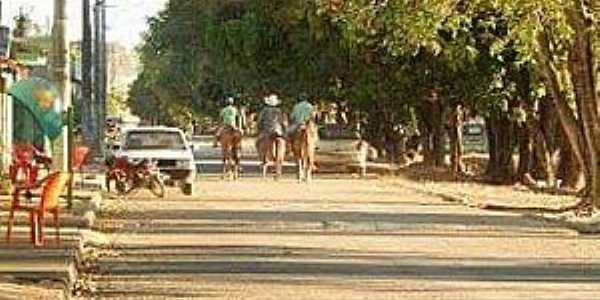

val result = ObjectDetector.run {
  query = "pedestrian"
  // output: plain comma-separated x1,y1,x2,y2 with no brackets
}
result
355,133,378,178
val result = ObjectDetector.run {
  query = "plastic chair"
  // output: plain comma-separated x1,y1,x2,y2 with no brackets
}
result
9,144,37,187
72,146,90,187
6,172,71,247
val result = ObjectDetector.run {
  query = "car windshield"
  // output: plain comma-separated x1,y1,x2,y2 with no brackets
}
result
125,131,186,150
465,125,483,135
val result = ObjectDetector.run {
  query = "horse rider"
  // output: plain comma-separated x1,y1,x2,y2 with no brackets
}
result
257,94,286,141
213,96,240,147
287,92,318,141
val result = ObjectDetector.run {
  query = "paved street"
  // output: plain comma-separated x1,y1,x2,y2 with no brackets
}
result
2,0,597,299
80,176,600,299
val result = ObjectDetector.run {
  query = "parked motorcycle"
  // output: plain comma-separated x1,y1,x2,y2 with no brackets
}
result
106,156,165,198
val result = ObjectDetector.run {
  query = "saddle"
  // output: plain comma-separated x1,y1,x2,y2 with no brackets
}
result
220,125,242,137
261,128,284,139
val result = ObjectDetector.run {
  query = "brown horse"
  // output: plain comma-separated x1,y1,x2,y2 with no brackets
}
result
219,127,243,180
290,120,318,183
256,133,286,180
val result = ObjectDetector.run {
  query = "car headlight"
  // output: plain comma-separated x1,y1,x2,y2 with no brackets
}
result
128,158,143,165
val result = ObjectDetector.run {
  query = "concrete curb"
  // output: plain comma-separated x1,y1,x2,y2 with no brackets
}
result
395,183,477,208
0,280,68,299
397,182,594,233
527,212,600,234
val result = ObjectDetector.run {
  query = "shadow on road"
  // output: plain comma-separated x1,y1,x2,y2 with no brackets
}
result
98,258,600,283
106,209,557,229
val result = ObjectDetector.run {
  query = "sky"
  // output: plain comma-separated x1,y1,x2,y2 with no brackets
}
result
2,0,169,49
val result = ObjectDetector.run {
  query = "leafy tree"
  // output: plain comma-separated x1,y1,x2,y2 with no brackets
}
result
131,0,351,124
107,85,129,117
134,0,599,208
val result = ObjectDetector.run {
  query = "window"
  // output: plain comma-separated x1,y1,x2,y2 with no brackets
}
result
125,131,186,150
464,124,483,135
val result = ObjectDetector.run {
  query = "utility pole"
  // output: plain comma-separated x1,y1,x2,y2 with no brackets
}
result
99,1,107,152
93,0,105,157
52,0,70,171
81,0,97,154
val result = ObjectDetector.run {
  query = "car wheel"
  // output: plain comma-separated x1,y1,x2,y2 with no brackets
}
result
182,182,194,196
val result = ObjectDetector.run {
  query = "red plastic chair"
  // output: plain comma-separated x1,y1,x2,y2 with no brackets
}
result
9,144,37,187
6,172,71,246
72,146,90,187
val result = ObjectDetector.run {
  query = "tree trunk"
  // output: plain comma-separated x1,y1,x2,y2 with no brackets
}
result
536,22,594,197
516,118,534,185
418,118,434,164
486,117,498,175
532,129,556,188
485,114,514,183
567,1,600,207
448,105,465,175
533,100,558,188
417,89,446,168
419,96,446,167
431,108,446,167
536,29,588,186
557,131,585,190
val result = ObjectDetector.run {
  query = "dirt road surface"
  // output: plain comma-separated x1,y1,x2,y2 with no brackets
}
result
81,176,600,299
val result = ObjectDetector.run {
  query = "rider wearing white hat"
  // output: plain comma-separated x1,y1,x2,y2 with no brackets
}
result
264,94,281,107
257,93,285,139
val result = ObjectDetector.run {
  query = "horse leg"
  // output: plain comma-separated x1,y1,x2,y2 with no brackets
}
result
307,142,316,183
221,156,227,180
260,151,268,179
233,146,241,180
236,133,243,179
275,161,281,181
297,158,303,183
360,160,367,178
275,138,285,180
229,149,235,180
262,161,268,179
228,156,234,181
220,142,227,180
305,155,312,183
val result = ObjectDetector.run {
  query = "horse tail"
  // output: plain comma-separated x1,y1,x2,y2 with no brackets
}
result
303,120,310,142
299,120,313,163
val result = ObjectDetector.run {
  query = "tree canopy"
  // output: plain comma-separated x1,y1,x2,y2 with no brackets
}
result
131,0,599,206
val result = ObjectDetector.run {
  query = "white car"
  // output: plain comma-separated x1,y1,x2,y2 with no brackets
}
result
116,127,196,195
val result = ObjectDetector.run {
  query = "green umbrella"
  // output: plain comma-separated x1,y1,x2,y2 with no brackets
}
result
8,77,63,140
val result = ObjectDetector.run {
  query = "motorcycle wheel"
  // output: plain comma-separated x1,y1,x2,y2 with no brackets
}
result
148,175,166,198
115,179,128,195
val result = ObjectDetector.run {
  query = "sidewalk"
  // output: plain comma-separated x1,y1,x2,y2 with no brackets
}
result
0,180,103,296
394,177,579,211
0,280,66,299
391,174,600,235
380,164,600,236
